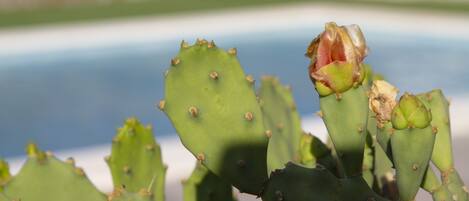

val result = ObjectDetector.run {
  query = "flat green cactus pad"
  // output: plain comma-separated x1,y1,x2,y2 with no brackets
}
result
3,145,105,201
183,163,235,201
262,162,389,201
258,76,303,173
162,40,268,195
106,118,166,201
319,85,369,176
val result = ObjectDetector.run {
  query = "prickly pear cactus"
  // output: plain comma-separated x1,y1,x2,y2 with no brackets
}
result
0,159,10,192
183,162,235,201
106,118,166,201
390,93,435,201
258,76,303,173
3,143,106,201
306,22,369,176
0,193,9,201
108,187,153,201
362,133,375,187
162,39,268,195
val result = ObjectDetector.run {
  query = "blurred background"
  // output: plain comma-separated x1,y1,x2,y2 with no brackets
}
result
1,0,469,200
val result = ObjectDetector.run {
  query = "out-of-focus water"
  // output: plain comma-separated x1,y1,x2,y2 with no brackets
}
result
1,27,469,157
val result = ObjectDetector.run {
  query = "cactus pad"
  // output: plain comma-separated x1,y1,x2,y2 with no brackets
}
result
106,118,166,201
162,40,268,195
0,159,10,192
258,76,303,173
318,85,369,176
298,133,336,172
3,144,106,201
183,162,235,201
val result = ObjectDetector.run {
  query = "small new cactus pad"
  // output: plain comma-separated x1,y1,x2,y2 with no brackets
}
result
3,144,106,201
442,170,468,201
262,162,340,201
108,187,153,201
417,90,453,172
0,159,10,192
390,93,435,201
421,166,453,201
163,40,268,195
182,162,235,201
258,76,303,173
298,133,336,172
106,118,166,201
318,86,369,176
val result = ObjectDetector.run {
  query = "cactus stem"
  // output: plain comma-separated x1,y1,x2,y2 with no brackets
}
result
246,75,255,85
171,58,181,66
209,71,219,80
188,106,199,117
244,112,254,121
196,153,205,162
265,130,272,138
228,48,237,55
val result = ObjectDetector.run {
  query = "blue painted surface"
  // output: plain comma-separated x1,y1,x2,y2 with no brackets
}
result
1,27,469,157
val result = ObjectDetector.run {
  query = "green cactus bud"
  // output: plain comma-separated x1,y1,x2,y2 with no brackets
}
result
183,162,235,201
3,144,106,201
258,76,303,173
0,159,10,192
391,93,431,129
298,133,336,172
107,117,166,201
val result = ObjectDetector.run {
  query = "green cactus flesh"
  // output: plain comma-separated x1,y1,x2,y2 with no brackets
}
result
183,162,235,201
262,162,340,201
417,89,453,172
262,162,389,201
319,85,369,177
376,122,394,160
0,159,10,192
0,193,9,201
421,166,453,201
362,132,375,187
3,144,106,201
106,118,166,201
443,171,469,201
298,133,336,172
258,76,303,173
108,188,153,201
162,40,268,195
